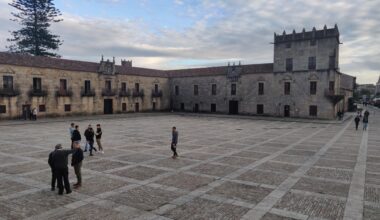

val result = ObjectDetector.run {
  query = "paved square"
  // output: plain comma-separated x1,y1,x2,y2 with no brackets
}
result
0,111,379,220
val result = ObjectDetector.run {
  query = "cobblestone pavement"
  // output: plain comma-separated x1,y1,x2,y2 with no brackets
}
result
0,108,379,220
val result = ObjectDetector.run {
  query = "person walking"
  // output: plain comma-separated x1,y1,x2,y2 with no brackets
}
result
84,125,96,156
95,124,104,153
71,141,84,188
48,145,59,191
51,144,74,195
364,110,370,118
69,123,75,149
354,115,360,130
171,126,179,159
363,115,369,131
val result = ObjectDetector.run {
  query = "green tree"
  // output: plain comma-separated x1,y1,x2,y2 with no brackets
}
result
7,0,63,57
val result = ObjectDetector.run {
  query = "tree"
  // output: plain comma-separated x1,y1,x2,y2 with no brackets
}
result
7,0,63,57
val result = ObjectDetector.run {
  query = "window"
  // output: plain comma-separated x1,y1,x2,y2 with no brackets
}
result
39,105,46,112
286,58,293,71
3,76,13,89
33,78,42,91
122,103,127,111
308,57,316,70
211,84,216,95
175,85,179,96
329,81,335,92
284,82,291,95
0,105,6,113
231,83,236,95
154,84,158,93
211,104,216,112
258,82,264,95
310,81,317,95
257,104,264,114
59,79,67,92
286,42,291,48
64,104,71,112
84,80,91,93
105,80,112,90
329,56,336,69
309,105,318,116
194,85,198,96
135,83,140,92
121,82,127,92
310,39,316,46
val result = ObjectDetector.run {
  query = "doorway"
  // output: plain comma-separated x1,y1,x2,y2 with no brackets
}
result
135,103,139,112
194,104,199,113
152,102,156,111
229,101,239,114
284,105,290,117
22,104,31,120
104,99,113,114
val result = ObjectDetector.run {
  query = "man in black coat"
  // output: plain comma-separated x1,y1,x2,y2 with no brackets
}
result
48,145,59,191
71,125,81,145
84,125,96,156
51,144,74,195
72,141,84,188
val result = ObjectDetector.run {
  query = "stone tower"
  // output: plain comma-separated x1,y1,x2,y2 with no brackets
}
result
273,25,340,73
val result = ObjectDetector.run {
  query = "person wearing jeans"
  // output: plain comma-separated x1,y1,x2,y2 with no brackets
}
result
71,141,83,188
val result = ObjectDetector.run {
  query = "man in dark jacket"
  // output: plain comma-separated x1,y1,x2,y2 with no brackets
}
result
52,144,74,195
71,141,84,188
354,115,360,130
171,127,179,159
84,125,96,156
96,124,103,153
48,145,59,191
71,125,81,147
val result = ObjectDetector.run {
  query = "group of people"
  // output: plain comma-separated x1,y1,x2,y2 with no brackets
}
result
48,124,179,195
354,109,370,131
69,123,104,156
22,107,38,120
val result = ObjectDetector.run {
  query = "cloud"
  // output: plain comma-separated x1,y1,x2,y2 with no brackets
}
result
0,0,379,84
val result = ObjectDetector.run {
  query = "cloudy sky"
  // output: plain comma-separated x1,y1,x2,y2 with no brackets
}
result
0,0,379,83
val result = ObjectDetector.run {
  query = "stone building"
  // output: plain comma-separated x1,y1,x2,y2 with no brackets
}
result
0,25,355,120
376,76,380,95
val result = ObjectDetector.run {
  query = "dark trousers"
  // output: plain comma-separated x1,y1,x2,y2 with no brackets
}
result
51,168,57,189
56,167,71,194
355,122,359,130
171,143,178,157
89,140,96,155
73,162,82,184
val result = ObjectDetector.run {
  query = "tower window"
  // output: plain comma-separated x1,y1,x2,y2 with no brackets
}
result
310,81,317,95
231,83,236,95
286,58,293,71
308,57,316,70
284,82,291,95
258,82,264,95
194,85,198,96
211,84,216,95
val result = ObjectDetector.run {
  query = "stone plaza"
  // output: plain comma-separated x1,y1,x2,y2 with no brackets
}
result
0,110,379,220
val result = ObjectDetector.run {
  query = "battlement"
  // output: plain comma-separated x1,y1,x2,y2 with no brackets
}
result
274,24,340,44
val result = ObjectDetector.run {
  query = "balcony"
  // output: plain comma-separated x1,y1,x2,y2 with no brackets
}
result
119,89,131,97
325,89,345,104
28,87,48,97
151,90,163,98
101,88,117,96
132,89,144,98
55,87,73,97
81,88,96,97
0,86,20,97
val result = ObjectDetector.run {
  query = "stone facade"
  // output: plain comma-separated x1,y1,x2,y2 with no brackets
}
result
0,25,355,120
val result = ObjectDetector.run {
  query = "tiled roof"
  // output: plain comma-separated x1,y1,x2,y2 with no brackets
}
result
0,52,273,78
166,63,273,77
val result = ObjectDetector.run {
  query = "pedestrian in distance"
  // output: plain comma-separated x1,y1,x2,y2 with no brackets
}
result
171,126,179,159
364,110,370,118
95,124,104,153
84,125,96,156
71,141,84,188
69,123,75,149
32,107,38,120
354,115,360,130
363,115,369,131
48,145,59,191
51,144,74,195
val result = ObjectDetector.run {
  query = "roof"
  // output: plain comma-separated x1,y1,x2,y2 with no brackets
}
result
166,63,273,77
0,52,273,78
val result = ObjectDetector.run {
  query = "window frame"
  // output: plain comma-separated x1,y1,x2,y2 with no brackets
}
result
284,82,291,95
258,82,264,95
286,58,293,72
308,56,316,70
310,81,317,95
3,76,13,89
231,83,236,96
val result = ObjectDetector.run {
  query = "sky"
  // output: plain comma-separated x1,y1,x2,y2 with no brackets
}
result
0,0,379,84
